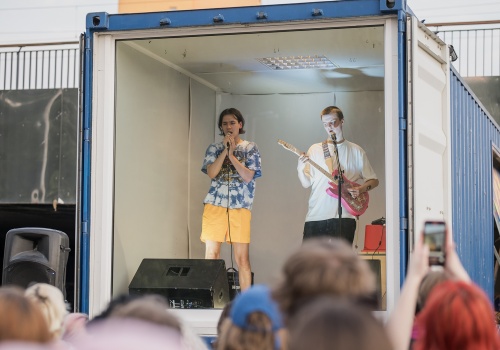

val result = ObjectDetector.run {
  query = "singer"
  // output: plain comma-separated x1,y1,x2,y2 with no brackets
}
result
200,108,262,292
297,106,378,244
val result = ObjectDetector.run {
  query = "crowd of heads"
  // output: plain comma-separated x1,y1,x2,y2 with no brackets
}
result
1,234,499,350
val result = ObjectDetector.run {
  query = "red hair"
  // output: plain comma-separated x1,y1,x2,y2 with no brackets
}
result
414,280,500,350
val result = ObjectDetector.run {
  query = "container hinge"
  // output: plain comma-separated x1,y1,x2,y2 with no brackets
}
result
311,8,324,17
159,18,171,26
82,220,89,236
256,11,268,20
85,37,91,51
399,118,407,130
400,217,408,230
398,12,407,33
83,128,91,142
213,14,224,23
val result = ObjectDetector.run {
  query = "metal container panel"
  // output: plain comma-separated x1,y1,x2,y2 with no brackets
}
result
450,66,499,299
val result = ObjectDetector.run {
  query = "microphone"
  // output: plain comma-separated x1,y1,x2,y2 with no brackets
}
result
330,132,337,142
226,132,232,150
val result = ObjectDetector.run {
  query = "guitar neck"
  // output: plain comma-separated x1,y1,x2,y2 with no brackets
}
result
308,158,336,184
284,143,336,183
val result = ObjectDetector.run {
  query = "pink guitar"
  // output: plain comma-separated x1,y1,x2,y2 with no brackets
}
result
278,139,369,216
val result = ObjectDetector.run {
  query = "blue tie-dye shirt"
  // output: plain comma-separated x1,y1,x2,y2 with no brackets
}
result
202,140,262,210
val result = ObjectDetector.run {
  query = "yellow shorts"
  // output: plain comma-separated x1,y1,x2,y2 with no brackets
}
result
201,204,251,244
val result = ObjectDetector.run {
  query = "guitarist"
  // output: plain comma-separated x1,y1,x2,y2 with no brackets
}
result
297,106,378,244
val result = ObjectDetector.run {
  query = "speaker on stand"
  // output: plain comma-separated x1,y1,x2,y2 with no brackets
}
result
2,227,71,298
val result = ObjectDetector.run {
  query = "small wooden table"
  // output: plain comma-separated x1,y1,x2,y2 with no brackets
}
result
358,251,386,310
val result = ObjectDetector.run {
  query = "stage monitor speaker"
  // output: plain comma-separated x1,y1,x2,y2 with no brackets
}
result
129,259,230,309
2,227,71,297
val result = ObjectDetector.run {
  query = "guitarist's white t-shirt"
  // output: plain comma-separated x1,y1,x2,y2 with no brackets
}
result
297,140,377,221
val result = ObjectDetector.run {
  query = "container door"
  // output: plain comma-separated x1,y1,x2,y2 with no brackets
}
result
407,16,452,246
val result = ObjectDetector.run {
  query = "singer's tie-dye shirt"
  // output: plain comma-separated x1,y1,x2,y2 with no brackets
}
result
202,140,262,210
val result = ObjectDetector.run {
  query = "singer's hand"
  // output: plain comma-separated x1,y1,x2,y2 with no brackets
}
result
224,133,234,153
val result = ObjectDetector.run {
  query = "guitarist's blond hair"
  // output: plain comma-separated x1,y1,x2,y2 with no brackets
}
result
320,106,344,120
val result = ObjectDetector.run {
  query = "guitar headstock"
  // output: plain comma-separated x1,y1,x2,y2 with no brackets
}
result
277,139,291,150
277,139,300,156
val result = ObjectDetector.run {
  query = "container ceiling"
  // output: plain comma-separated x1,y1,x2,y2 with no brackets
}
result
126,25,385,94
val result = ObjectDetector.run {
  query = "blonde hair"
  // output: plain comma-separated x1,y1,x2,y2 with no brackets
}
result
25,283,68,339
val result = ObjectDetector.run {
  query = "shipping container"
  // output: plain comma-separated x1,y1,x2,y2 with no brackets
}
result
79,0,499,333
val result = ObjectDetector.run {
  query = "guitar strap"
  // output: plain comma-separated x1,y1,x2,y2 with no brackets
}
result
321,141,335,174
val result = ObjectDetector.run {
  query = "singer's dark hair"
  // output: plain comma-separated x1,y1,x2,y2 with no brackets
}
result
218,108,246,136
320,106,344,120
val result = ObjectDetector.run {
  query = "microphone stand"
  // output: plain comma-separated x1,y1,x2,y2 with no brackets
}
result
226,143,230,213
225,140,236,285
331,133,343,238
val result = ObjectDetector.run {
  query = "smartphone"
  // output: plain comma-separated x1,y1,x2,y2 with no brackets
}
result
423,221,447,266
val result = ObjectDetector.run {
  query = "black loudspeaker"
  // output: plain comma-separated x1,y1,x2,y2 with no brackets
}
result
2,228,71,297
129,259,230,309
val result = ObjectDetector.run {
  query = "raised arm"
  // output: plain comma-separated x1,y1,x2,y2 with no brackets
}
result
386,237,429,350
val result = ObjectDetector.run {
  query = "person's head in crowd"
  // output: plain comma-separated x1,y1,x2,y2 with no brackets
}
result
217,300,233,336
90,294,208,350
25,283,68,340
89,293,140,323
71,318,183,350
415,270,449,314
414,280,500,350
288,298,393,350
273,237,377,320
216,285,284,350
107,294,181,332
0,286,52,343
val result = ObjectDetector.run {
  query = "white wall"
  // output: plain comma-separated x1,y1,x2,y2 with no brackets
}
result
113,42,201,294
0,0,118,45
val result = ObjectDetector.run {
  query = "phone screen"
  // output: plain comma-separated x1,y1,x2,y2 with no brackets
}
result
424,221,446,266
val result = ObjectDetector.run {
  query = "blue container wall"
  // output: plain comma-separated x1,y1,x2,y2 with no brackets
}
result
450,66,498,299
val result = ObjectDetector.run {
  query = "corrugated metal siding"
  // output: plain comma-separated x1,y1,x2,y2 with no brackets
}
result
450,66,498,299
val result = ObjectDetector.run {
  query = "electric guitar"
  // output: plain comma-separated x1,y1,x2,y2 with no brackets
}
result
278,139,369,216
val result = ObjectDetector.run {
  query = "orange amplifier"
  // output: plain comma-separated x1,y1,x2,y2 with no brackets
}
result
362,225,386,252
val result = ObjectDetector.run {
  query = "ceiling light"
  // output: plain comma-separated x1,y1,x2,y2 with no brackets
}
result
256,55,338,70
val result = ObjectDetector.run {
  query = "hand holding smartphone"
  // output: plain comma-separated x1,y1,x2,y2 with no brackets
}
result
423,221,447,266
